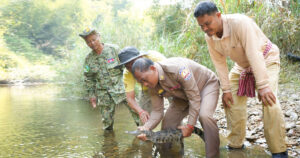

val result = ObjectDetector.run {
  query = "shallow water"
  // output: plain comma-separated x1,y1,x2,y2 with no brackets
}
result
0,85,271,157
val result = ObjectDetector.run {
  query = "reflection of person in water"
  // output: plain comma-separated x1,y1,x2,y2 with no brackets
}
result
126,137,153,157
101,131,120,157
226,149,246,158
94,131,184,157
122,137,183,158
153,142,184,158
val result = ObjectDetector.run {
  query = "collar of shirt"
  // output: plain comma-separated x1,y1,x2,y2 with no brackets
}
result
212,15,230,41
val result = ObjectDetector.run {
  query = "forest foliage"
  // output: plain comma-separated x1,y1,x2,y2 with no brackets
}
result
0,0,299,96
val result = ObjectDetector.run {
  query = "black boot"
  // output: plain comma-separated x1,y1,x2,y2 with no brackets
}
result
105,125,114,131
135,122,140,127
272,151,288,158
226,144,245,150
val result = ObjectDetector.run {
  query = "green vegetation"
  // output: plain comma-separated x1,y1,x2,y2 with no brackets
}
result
0,0,299,97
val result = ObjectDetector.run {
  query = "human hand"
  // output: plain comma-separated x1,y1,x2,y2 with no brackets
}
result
137,126,149,141
138,110,150,124
258,86,276,106
222,92,234,108
90,97,97,108
178,125,193,137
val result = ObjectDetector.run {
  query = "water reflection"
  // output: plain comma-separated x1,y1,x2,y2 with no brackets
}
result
0,85,271,157
153,142,184,158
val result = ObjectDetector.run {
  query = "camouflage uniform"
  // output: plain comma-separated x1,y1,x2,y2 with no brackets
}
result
83,43,139,129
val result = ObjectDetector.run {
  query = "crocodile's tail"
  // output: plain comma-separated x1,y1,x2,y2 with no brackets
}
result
287,52,300,62
193,126,205,142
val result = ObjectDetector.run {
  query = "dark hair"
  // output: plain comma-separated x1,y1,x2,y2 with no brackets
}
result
193,1,218,18
131,58,154,77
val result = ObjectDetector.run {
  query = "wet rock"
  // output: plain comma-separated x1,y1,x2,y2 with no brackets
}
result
256,138,266,143
291,94,298,101
246,135,258,142
287,129,294,136
257,124,263,131
244,141,252,147
285,109,293,116
286,140,298,146
286,122,296,130
260,143,268,148
290,112,298,121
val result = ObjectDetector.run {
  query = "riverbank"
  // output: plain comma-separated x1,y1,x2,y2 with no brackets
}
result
1,74,299,157
214,83,300,157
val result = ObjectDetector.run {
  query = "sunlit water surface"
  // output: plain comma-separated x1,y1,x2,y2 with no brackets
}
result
0,85,271,157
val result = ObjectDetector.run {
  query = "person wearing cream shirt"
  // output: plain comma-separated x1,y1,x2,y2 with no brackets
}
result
194,1,287,158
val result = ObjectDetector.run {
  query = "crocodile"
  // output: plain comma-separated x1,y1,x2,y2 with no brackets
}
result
125,126,205,143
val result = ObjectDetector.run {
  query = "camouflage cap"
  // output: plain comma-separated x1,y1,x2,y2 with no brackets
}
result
79,27,98,38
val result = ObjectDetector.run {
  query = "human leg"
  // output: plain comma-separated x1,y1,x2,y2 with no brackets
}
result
199,89,220,158
98,92,116,130
225,69,248,148
161,98,189,130
158,98,187,157
262,64,287,154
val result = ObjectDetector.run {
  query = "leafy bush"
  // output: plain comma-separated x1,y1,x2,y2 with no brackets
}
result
1,0,83,56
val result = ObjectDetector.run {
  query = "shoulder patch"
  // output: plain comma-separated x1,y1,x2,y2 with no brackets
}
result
179,67,191,81
107,58,115,63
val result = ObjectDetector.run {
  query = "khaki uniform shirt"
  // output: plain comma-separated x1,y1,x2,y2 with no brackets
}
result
83,43,125,104
144,57,219,129
205,14,280,93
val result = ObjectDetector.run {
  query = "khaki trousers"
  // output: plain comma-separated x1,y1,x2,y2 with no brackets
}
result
161,88,220,158
226,63,286,153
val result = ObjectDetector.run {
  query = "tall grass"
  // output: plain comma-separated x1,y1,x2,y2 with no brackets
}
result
56,0,299,98
147,0,299,85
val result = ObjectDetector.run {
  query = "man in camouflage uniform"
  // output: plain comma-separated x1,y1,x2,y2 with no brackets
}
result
79,28,140,130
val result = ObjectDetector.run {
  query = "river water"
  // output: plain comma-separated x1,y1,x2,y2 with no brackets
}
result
0,85,271,157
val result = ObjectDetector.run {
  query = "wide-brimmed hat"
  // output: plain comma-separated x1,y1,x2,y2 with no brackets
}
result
79,27,98,38
114,46,148,69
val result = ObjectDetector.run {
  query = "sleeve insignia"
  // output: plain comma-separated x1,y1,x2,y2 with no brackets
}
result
179,67,192,81
107,58,115,63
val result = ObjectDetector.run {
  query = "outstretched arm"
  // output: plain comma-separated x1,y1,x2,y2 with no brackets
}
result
126,91,150,124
